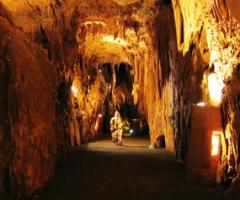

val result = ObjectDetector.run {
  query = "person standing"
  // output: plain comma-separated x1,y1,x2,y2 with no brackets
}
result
110,111,123,145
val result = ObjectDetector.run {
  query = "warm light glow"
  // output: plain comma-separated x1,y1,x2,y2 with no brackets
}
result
211,132,220,156
71,86,78,97
102,35,128,46
196,102,205,107
208,73,223,106
84,21,106,26
94,123,98,131
210,50,219,66
95,114,103,131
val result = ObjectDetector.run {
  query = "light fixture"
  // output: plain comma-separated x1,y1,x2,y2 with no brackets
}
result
71,85,78,97
130,129,134,134
211,132,221,156
208,73,223,106
196,102,205,107
95,114,103,131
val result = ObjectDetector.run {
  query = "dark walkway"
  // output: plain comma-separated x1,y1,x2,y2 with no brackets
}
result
28,137,226,200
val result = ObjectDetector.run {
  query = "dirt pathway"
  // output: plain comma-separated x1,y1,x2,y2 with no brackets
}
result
27,137,226,200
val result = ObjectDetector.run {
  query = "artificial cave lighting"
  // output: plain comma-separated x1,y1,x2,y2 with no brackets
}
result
102,35,128,47
211,132,221,156
196,102,205,107
95,114,103,131
71,85,78,97
208,73,223,106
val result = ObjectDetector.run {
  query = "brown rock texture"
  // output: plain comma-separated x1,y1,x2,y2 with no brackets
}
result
173,0,240,193
0,3,57,198
187,105,223,184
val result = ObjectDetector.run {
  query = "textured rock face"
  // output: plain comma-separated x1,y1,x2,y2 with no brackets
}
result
187,106,223,184
173,0,240,192
0,4,57,198
0,4,11,192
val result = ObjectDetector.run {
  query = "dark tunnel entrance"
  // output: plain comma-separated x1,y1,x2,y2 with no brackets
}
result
68,60,150,148
116,63,133,88
101,62,149,139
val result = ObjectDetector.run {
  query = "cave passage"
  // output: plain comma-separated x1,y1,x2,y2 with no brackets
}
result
87,61,150,145
0,0,240,199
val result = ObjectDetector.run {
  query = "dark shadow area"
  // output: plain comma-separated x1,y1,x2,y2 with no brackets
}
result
116,63,133,89
102,63,112,83
100,62,149,139
26,142,226,200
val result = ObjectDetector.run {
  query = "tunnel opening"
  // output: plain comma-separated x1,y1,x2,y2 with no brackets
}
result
100,62,149,141
115,63,133,89
69,59,150,148
114,63,148,137
115,63,134,119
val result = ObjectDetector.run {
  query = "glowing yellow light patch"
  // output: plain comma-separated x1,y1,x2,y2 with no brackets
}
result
71,86,78,97
210,50,219,66
102,35,128,46
211,132,220,156
208,73,223,106
84,21,106,26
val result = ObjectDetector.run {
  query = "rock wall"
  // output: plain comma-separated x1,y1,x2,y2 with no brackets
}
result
173,0,240,193
0,3,57,198
0,4,11,193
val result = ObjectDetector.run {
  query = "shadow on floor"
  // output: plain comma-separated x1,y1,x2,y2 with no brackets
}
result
25,137,227,200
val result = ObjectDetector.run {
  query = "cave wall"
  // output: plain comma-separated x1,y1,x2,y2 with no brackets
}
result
143,4,210,158
0,4,11,193
0,3,58,198
172,0,240,190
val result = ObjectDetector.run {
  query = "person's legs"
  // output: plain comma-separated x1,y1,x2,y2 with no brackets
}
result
112,131,118,144
117,129,123,145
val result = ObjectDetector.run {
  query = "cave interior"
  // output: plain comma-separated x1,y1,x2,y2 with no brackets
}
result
0,0,240,199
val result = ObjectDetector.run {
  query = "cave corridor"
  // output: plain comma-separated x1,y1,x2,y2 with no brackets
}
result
0,0,240,199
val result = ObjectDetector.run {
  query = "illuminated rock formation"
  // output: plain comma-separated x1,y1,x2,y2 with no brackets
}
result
0,2,57,198
173,0,240,186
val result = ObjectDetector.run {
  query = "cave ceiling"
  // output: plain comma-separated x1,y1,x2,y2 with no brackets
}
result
1,0,156,65
2,0,240,99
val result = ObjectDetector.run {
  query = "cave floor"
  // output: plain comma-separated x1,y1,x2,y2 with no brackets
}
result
26,136,226,200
